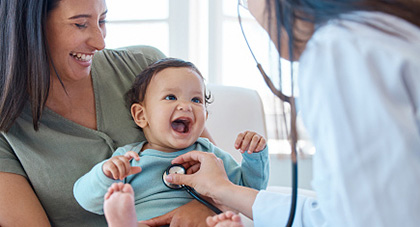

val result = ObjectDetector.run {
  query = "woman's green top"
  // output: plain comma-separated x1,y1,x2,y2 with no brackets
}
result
0,45,165,226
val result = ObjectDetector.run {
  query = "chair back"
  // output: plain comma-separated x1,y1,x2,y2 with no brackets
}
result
206,84,267,162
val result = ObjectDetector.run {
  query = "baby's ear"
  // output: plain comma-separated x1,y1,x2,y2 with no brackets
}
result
131,103,148,128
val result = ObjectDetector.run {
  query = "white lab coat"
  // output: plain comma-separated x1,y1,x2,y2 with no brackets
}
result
253,11,420,227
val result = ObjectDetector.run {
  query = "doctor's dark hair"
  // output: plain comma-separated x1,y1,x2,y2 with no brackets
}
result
125,58,212,109
0,0,62,132
267,0,420,65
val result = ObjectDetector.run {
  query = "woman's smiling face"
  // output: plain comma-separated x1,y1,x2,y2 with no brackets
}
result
46,0,107,82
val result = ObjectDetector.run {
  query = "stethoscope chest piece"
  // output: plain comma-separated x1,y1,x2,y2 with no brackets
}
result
162,164,186,189
162,163,223,214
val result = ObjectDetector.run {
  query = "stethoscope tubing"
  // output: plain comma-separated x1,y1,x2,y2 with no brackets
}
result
183,185,222,214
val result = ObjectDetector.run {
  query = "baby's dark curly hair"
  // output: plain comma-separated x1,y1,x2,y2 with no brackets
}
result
125,58,212,109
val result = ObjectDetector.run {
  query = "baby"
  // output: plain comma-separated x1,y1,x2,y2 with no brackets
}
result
207,211,244,227
73,58,269,227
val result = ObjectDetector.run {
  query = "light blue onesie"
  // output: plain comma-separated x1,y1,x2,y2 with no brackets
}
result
73,137,269,221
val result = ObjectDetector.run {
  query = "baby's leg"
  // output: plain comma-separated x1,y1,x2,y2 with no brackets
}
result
104,183,144,227
206,211,244,227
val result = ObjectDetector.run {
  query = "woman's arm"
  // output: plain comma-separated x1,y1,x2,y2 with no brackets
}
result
139,199,216,227
200,127,216,144
0,172,50,227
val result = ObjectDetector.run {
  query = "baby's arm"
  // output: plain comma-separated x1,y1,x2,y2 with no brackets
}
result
233,131,269,189
234,131,266,154
73,150,141,214
209,131,269,190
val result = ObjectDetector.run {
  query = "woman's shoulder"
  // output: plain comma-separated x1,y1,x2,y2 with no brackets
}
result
313,11,420,50
101,45,165,63
92,45,166,75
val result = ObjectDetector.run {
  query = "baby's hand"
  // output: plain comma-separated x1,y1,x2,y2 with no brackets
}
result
234,131,266,154
102,151,142,180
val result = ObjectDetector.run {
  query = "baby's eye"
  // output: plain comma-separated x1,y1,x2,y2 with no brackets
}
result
165,95,177,100
191,97,202,103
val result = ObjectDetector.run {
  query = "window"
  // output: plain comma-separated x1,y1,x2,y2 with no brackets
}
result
105,0,314,155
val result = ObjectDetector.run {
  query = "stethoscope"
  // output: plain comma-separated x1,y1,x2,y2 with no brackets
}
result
162,164,222,214
237,1,298,226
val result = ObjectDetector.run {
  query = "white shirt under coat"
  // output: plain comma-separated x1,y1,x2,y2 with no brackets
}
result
253,11,420,227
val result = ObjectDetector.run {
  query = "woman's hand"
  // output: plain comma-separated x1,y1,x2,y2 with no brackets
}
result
139,200,214,227
165,151,233,202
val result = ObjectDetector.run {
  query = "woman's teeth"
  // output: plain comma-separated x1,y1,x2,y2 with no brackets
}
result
70,52,93,61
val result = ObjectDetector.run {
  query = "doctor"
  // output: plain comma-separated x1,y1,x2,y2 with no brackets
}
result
162,0,420,226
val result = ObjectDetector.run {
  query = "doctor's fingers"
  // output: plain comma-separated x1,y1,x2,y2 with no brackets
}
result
184,152,225,176
186,163,201,174
169,153,228,185
172,150,216,165
167,172,218,198
174,160,200,171
172,151,227,179
166,172,196,189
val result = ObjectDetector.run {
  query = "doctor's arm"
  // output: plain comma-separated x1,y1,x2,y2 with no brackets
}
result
165,151,326,226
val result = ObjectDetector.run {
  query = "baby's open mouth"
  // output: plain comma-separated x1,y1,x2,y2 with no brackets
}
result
171,118,191,133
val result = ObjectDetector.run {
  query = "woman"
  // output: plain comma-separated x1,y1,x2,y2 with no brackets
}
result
163,0,420,226
0,0,214,226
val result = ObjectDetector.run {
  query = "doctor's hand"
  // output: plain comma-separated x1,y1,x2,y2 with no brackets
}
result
165,151,235,204
102,151,142,180
235,130,266,154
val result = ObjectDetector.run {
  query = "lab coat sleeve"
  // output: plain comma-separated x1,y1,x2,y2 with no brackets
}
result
73,148,125,214
253,190,326,227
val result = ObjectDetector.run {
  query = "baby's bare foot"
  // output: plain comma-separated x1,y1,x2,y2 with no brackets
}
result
206,211,244,227
104,183,138,227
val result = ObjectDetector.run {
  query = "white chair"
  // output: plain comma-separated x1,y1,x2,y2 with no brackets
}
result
206,84,268,162
206,84,267,226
